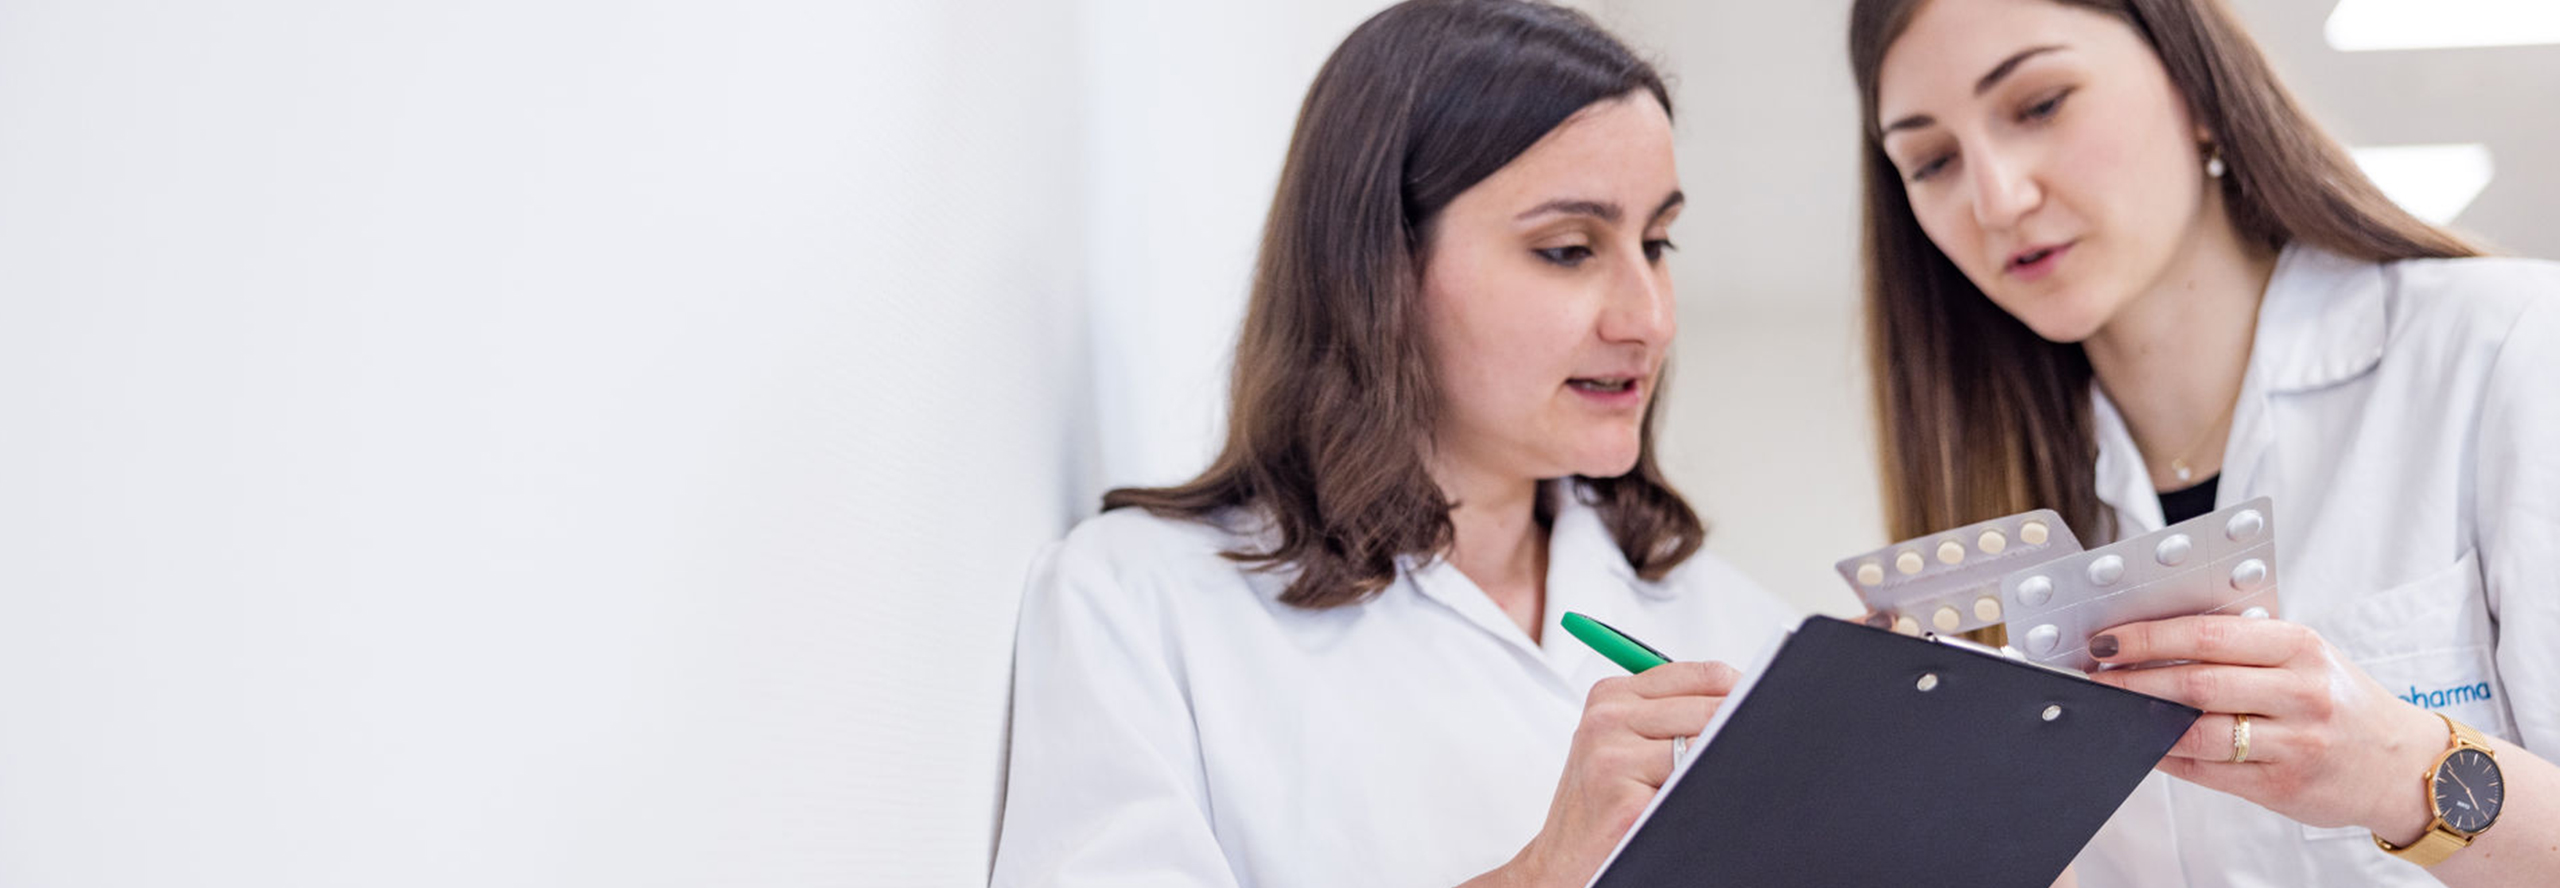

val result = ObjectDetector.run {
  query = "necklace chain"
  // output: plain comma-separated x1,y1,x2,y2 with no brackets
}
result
2164,395,2240,485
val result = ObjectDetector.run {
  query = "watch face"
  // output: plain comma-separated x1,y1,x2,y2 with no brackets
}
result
2432,747,2505,834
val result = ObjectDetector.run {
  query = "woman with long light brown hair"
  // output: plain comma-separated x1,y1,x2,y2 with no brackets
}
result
1850,0,2559,884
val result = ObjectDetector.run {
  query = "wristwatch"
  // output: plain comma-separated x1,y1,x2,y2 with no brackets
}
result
2374,712,2505,866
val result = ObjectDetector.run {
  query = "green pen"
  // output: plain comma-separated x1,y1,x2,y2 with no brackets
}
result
1562,611,1672,674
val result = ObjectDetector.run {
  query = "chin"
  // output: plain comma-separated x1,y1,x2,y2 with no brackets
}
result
2001,290,2112,344
2022,315,2105,344
1567,442,1646,480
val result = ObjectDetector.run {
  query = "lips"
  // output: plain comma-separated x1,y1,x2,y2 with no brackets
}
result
2005,241,2074,280
1567,377,1636,394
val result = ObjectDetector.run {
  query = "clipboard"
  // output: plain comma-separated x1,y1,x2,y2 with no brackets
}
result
1589,616,2200,888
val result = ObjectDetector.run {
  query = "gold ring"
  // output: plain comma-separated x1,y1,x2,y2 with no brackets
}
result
2230,714,2252,764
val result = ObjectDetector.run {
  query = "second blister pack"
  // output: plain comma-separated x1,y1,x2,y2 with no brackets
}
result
1838,509,2084,637
1998,497,2281,673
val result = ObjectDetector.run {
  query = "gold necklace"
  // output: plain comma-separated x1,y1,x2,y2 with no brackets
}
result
2164,400,2236,485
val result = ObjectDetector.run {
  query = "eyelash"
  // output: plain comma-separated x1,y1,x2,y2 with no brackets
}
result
2020,87,2072,123
1536,240,1677,267
1906,87,2075,184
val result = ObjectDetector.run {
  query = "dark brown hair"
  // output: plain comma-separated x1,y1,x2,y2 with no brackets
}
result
1847,0,2478,547
1104,0,1701,609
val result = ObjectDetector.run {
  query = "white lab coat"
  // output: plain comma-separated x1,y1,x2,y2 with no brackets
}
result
990,482,1796,888
2073,244,2560,887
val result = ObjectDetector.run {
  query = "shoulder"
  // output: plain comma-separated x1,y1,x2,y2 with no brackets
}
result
1050,506,1252,570
2382,254,2560,349
1037,506,1268,600
2387,253,2560,299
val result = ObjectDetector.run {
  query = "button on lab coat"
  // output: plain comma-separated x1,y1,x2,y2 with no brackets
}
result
2073,245,2560,887
990,484,1796,888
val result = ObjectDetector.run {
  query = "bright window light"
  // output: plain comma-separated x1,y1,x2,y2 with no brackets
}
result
2328,0,2560,51
2349,144,2496,225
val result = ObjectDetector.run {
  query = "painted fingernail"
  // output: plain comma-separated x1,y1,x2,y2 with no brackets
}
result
2090,634,2120,658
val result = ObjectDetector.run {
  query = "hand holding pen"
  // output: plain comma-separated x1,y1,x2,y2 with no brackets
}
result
1485,613,1738,888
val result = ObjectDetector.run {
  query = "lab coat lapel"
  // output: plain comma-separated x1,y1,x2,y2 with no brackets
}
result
2225,245,2390,504
2091,390,2165,539
1402,483,1644,696
1406,552,1587,700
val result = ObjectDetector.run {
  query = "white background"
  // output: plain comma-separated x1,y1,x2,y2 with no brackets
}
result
0,1,2549,886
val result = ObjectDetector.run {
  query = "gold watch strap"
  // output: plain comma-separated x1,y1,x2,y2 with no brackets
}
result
2374,713,2497,866
2375,823,2471,866
2450,714,2491,751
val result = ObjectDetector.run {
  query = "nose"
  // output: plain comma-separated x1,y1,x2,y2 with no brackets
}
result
1969,146,2042,231
1598,249,1675,348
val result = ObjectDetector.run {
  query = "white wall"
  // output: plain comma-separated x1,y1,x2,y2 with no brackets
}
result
1080,0,1406,493
1605,0,1882,617
0,2,1081,885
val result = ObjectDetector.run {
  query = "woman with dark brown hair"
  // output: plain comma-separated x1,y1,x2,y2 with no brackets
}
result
990,2,1792,886
1850,0,2560,885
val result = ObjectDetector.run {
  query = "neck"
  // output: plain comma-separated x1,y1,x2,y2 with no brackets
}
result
1432,456,1549,641
2082,201,2278,492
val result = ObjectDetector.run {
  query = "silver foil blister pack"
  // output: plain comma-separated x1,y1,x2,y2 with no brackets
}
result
1998,497,2281,673
1837,509,2085,637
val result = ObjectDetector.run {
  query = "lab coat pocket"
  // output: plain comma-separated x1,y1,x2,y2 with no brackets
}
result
2300,551,2513,852
2321,550,2514,743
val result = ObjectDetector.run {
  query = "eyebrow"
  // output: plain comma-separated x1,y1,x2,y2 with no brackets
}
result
1879,44,2068,137
1515,191,1686,225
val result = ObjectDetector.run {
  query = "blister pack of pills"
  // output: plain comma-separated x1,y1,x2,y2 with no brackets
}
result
1998,497,2280,673
1837,509,2085,638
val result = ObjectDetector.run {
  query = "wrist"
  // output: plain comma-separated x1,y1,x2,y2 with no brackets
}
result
1502,833,1564,888
2366,704,2446,844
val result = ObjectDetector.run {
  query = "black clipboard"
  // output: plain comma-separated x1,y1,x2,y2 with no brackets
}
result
1590,616,2199,888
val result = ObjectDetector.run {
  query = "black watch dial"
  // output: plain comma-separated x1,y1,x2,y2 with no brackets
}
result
2432,747,2505,834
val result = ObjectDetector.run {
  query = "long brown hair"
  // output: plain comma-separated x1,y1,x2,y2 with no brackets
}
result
1104,0,1703,609
1847,0,2479,545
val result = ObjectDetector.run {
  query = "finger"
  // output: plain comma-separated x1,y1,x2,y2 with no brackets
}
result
2092,615,2312,668
2159,756,2285,799
1618,695,1717,740
1595,731,1680,789
2158,713,2282,764
2086,663,2310,716
1624,660,1742,699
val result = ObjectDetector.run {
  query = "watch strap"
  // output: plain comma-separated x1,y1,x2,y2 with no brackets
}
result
2375,822,2471,866
2450,714,2490,752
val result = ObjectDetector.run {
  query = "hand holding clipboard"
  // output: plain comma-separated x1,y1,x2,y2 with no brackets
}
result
1574,615,2198,888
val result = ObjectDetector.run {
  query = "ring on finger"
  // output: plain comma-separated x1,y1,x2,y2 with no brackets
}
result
2229,714,2253,764
1672,735,1690,764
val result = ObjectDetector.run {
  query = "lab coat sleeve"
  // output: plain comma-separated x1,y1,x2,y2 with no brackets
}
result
989,535,1244,888
2477,294,2560,753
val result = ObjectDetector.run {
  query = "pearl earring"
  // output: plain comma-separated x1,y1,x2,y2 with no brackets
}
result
2206,150,2227,179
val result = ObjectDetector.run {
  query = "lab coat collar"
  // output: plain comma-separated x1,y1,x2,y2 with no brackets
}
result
2251,244,2389,394
1402,480,1661,689
2090,394,2166,535
2091,243,2377,533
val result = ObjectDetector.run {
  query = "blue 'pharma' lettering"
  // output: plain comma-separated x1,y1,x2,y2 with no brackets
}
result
2404,683,2495,710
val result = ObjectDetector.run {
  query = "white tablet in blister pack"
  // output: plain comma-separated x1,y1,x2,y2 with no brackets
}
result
1998,497,2280,673
1837,509,2084,637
